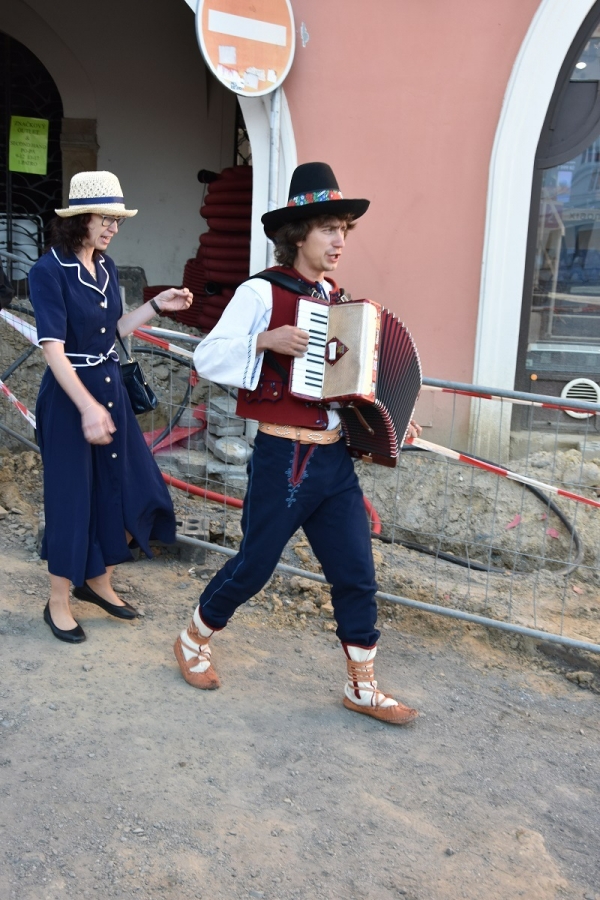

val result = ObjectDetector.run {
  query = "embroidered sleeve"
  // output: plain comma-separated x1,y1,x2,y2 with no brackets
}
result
248,335,263,388
241,334,256,389
193,281,271,388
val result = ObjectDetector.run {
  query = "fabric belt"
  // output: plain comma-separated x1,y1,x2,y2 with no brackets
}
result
65,345,119,368
258,422,342,444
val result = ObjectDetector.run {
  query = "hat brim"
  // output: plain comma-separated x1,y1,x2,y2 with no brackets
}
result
54,204,138,218
261,198,369,238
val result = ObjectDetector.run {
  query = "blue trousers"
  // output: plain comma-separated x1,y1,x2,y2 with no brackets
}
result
199,431,380,647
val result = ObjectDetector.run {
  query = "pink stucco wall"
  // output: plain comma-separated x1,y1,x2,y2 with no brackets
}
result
283,0,542,388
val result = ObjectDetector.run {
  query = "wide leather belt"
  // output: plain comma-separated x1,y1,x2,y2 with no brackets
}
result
258,423,342,444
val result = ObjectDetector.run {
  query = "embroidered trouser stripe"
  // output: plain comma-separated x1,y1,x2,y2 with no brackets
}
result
199,431,380,647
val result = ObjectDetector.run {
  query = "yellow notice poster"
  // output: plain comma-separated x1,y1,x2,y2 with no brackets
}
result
9,116,49,175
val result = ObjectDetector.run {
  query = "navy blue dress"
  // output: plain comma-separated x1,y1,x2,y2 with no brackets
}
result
29,247,176,585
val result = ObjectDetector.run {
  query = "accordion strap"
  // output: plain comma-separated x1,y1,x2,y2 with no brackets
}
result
263,350,289,384
250,270,347,386
251,269,320,298
251,270,319,385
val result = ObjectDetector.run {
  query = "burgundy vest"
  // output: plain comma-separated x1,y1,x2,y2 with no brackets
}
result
236,267,338,429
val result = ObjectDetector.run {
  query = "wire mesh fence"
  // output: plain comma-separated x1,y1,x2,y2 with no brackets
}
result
0,252,38,451
1,260,600,653
358,386,600,653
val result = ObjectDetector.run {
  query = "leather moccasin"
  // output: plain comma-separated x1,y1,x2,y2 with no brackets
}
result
43,602,86,643
173,634,220,690
342,696,418,725
72,583,138,619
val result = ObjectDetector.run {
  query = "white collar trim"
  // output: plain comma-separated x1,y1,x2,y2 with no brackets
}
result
52,248,110,297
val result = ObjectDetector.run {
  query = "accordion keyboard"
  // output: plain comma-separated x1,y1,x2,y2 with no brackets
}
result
292,299,330,398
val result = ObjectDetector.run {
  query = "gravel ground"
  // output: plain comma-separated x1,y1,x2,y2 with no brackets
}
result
1,453,600,900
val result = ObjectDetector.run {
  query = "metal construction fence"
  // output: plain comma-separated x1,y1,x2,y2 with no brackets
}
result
2,251,600,654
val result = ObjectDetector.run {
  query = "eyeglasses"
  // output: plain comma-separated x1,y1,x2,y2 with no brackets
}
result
101,216,126,228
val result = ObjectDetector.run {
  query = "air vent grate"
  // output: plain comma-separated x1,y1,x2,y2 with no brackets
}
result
561,378,600,419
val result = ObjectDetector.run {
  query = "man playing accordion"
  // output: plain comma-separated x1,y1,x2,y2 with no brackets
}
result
174,162,420,725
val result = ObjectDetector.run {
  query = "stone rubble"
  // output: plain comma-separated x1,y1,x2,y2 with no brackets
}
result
154,395,254,487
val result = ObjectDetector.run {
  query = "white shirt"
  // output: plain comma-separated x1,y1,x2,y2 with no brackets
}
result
193,277,340,428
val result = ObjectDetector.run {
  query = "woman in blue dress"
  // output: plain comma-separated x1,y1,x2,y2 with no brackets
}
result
29,171,193,643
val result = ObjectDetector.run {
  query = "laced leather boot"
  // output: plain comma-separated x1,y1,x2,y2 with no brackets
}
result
174,606,220,689
342,644,418,725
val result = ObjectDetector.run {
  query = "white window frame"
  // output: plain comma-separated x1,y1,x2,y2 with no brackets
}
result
474,0,598,457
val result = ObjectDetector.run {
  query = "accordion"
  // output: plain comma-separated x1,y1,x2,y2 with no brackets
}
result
290,296,422,467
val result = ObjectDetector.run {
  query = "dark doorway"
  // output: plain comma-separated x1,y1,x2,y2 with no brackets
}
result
233,99,252,167
0,32,63,280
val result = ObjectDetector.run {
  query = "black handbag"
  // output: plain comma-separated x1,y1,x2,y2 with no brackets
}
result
116,332,158,415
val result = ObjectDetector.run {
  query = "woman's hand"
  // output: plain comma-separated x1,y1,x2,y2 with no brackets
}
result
153,288,193,312
257,325,310,357
406,419,422,439
117,288,193,336
81,403,116,445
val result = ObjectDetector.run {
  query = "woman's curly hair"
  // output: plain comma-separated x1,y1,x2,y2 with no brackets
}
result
273,214,356,268
50,214,99,259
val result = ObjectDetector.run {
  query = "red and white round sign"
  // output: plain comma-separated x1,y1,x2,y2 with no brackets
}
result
196,0,295,97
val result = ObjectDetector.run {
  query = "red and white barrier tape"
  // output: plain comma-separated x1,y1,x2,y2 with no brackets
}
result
0,309,590,415
132,329,194,360
407,436,600,510
0,310,193,361
135,324,201,344
0,378,36,429
2,306,596,508
0,309,39,345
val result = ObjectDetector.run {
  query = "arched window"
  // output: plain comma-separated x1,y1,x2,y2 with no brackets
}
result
517,3,600,424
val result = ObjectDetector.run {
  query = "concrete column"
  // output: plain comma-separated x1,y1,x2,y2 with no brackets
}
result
59,119,98,202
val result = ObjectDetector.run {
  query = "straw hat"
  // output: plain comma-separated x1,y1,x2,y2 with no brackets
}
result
55,171,138,218
261,162,369,237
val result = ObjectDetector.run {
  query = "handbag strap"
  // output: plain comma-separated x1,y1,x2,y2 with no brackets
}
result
116,330,133,363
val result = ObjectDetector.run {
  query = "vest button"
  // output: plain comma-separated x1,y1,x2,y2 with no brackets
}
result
273,391,278,397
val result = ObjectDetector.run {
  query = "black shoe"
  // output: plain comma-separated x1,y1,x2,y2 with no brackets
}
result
43,602,86,643
72,582,139,619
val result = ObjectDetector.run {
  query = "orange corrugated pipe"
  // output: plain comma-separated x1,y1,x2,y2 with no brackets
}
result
362,495,382,535
162,472,243,508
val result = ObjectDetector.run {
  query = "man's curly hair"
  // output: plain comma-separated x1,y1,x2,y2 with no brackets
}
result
272,214,356,268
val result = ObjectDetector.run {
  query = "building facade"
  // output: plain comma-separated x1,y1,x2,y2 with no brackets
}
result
2,0,600,451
